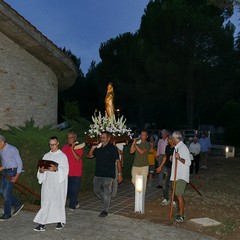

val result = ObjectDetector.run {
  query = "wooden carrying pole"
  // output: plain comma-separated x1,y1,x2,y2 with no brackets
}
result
0,175,40,199
169,154,178,222
189,181,202,197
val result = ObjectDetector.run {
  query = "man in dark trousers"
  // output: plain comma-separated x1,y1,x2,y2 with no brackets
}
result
87,131,123,217
0,135,24,220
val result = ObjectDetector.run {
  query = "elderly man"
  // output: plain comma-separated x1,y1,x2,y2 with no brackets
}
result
171,131,191,222
62,131,84,210
0,135,24,220
87,131,123,217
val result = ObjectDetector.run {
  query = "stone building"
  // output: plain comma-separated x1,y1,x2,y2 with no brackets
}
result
0,1,77,129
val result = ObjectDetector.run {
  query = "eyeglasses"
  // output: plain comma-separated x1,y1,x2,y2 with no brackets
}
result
49,143,57,146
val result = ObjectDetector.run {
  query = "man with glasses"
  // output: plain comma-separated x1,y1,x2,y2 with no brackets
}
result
62,131,84,211
87,131,123,217
33,136,69,231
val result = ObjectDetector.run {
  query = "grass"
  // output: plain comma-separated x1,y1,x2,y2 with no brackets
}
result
0,120,134,203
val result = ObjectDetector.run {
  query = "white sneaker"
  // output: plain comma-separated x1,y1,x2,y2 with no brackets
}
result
161,199,170,206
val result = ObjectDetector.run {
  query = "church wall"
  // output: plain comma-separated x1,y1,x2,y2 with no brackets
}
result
0,31,58,129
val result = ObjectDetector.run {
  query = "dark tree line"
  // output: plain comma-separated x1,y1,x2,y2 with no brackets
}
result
59,0,240,146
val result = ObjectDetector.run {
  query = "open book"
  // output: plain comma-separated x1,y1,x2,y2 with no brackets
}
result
37,159,58,169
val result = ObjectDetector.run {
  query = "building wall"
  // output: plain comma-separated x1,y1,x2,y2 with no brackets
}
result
0,31,58,129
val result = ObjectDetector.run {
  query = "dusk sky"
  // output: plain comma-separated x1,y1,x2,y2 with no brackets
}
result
5,0,149,74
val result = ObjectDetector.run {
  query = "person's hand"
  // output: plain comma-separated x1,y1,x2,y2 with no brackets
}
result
156,166,162,173
48,164,58,172
11,175,19,183
0,166,4,172
39,166,45,173
133,138,139,143
71,142,76,150
117,175,123,184
175,152,180,160
91,144,98,150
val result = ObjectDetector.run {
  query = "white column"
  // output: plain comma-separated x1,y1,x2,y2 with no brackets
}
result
134,174,145,214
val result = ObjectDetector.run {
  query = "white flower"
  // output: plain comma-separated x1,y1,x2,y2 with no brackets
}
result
87,112,132,137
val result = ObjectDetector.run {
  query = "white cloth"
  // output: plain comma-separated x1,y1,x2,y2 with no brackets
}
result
170,141,191,183
33,150,69,225
189,142,201,156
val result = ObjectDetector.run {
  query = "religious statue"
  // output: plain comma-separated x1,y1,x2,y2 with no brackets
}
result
105,82,115,118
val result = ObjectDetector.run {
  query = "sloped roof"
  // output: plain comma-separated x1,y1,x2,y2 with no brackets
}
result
0,1,78,91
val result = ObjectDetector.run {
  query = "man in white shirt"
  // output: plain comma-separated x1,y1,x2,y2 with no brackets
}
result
189,137,201,175
171,131,191,223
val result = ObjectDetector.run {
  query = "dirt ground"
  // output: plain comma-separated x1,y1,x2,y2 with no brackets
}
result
120,156,240,240
3,156,240,240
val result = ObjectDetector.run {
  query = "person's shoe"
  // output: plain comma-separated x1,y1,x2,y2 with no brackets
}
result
0,215,11,221
69,202,80,211
12,204,24,216
33,224,46,232
174,215,185,222
56,222,64,230
156,185,163,189
161,199,170,206
98,211,108,217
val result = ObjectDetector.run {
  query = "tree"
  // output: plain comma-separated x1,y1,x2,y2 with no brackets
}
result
139,0,235,128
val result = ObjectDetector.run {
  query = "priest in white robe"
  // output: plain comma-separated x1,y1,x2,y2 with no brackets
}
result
33,136,69,232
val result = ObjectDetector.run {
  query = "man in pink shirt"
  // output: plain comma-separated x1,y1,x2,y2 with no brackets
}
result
156,129,168,188
62,131,84,210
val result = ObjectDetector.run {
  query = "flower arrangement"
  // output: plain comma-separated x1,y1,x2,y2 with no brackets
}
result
88,112,131,137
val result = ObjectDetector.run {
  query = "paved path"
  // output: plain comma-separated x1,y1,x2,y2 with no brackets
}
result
0,209,217,240
0,177,217,239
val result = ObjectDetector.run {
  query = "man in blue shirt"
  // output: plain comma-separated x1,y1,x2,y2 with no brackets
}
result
0,135,24,220
199,132,211,169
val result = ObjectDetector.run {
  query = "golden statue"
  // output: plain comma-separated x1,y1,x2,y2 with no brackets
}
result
105,82,115,118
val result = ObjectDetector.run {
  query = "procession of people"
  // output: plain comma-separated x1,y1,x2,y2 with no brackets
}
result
0,82,211,231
